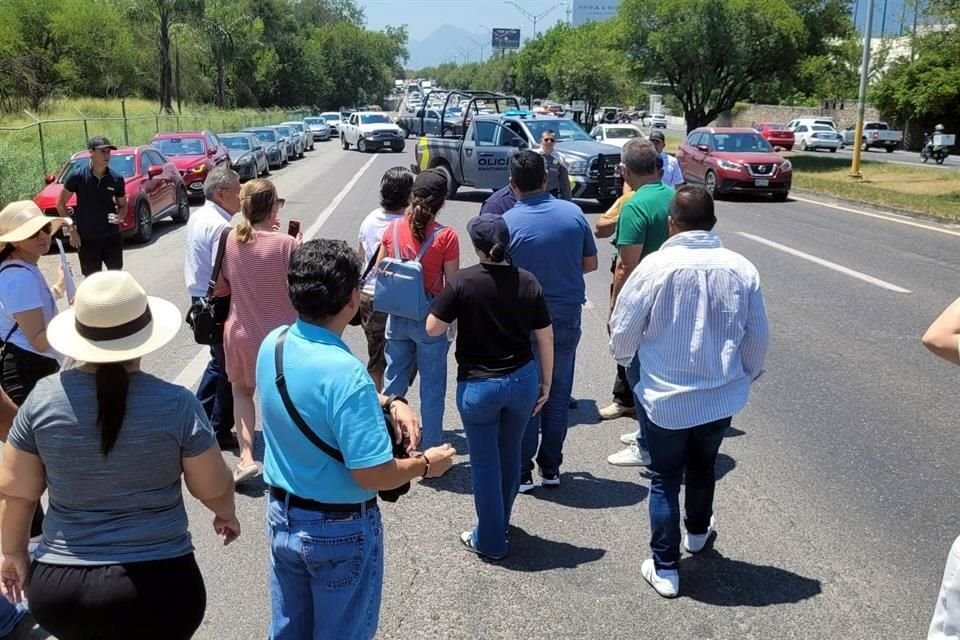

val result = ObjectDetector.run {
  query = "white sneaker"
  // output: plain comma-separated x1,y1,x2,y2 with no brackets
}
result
620,431,640,446
599,402,635,420
606,444,651,467
641,558,679,598
684,516,716,553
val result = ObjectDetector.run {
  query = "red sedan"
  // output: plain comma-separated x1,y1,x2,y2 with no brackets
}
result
677,127,792,201
34,146,189,244
149,131,231,201
754,122,795,151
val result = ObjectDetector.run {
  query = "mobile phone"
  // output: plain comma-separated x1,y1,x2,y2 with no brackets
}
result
287,219,301,237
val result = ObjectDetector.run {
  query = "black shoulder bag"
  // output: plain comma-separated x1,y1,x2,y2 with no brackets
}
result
348,243,381,327
273,327,411,502
186,228,232,345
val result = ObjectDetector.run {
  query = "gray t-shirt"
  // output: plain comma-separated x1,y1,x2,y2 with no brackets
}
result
8,369,215,566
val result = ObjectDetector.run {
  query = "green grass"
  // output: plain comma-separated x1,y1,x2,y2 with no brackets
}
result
786,154,960,220
0,98,312,206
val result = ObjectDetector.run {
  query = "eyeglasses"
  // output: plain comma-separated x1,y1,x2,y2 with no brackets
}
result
29,223,53,239
542,138,556,143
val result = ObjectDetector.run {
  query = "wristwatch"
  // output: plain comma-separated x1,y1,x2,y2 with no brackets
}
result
385,395,408,412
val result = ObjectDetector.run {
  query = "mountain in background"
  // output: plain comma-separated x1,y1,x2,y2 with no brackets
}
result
407,24,491,70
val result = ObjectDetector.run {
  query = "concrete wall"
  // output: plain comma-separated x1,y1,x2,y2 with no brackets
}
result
716,103,881,130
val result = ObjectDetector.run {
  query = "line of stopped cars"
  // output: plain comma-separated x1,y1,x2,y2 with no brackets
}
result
33,117,334,244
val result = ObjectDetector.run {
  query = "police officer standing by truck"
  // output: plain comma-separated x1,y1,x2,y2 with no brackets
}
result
538,130,573,200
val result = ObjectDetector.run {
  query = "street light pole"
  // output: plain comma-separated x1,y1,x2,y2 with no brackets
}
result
504,1,562,38
850,0,877,179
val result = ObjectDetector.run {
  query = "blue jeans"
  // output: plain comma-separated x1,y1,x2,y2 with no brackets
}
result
625,355,648,450
192,298,234,436
268,496,383,640
457,360,540,557
383,314,450,449
646,417,730,571
0,597,26,636
521,310,582,476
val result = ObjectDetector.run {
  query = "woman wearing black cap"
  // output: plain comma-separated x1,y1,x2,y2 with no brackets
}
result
426,213,553,559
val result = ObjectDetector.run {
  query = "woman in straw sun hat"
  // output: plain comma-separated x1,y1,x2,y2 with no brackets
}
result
0,271,241,640
0,200,71,549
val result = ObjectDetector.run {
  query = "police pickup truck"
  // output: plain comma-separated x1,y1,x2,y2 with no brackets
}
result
414,109,622,206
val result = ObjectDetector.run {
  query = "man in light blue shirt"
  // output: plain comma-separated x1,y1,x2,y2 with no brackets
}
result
649,130,685,187
609,186,768,599
504,151,598,492
257,239,455,640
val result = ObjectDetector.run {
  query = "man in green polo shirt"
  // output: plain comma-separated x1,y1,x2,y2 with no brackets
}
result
606,139,675,466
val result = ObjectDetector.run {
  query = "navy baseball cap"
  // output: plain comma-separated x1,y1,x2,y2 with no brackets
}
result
467,213,510,255
87,136,117,150
648,130,665,143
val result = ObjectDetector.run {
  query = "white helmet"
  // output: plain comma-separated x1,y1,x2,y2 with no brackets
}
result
935,123,945,132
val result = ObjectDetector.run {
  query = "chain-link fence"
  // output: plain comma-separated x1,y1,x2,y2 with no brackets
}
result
0,104,313,206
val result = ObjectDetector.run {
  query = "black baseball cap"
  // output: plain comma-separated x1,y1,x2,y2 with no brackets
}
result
649,130,666,143
87,136,117,151
413,168,447,204
467,213,510,255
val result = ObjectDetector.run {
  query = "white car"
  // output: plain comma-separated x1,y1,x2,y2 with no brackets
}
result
340,111,405,153
320,112,342,135
650,114,668,129
793,123,841,152
589,124,645,148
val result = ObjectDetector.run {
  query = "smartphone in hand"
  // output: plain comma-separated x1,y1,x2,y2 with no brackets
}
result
287,219,301,237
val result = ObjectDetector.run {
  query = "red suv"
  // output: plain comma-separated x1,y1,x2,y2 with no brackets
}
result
754,122,795,151
149,131,231,201
677,127,792,201
34,146,189,243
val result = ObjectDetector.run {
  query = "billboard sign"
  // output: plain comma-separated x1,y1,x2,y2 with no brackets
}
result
492,28,521,49
571,0,622,26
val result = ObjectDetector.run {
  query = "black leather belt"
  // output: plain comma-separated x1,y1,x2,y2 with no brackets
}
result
269,486,376,513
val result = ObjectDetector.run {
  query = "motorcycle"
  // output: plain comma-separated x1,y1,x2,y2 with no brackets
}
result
921,133,950,165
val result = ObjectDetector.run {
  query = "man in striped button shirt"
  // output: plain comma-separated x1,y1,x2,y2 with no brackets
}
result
609,185,769,598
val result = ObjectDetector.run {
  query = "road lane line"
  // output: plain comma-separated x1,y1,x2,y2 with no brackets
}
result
173,154,379,390
736,232,912,294
789,195,960,239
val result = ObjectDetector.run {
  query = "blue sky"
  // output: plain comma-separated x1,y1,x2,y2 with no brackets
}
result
359,0,573,41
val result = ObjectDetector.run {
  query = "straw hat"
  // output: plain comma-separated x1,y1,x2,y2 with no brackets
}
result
0,201,71,247
47,271,181,363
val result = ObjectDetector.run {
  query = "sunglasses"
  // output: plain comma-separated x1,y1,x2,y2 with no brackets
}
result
542,138,556,143
29,223,53,239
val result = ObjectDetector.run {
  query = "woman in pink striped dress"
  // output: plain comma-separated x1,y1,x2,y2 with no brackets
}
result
215,179,300,483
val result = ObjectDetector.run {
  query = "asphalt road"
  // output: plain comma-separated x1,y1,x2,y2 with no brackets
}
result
28,142,960,639
794,145,959,169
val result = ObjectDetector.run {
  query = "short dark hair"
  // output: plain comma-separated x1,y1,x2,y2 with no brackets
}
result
287,239,361,320
379,166,414,211
510,150,546,193
541,129,556,139
669,185,717,231
622,139,658,176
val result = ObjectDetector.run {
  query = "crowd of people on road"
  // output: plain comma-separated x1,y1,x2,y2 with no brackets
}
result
0,131,950,639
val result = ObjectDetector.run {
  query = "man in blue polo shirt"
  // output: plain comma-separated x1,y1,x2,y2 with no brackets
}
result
256,239,455,639
503,151,598,492
480,184,517,216
56,136,127,276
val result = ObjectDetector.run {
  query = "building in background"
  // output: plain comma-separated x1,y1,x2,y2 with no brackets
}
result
571,0,622,26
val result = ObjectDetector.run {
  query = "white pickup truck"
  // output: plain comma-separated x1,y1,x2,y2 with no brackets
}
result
340,112,406,153
841,121,903,153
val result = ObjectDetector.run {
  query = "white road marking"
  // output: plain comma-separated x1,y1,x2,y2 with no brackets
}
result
790,195,960,239
736,232,912,294
173,154,379,390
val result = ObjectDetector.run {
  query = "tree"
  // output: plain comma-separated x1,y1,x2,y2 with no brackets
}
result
197,0,253,107
548,22,623,123
127,0,205,113
620,0,805,131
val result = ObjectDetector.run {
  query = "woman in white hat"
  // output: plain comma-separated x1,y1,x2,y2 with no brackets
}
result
0,271,241,640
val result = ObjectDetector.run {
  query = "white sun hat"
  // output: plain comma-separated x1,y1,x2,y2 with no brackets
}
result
0,201,71,247
47,271,181,363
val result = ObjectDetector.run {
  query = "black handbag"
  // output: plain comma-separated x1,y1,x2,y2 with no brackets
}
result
186,228,232,345
273,327,411,502
348,243,381,327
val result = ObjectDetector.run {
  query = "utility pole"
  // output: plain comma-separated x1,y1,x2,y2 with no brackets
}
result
850,0,877,179
911,0,921,61
504,1,562,38
467,36,486,63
